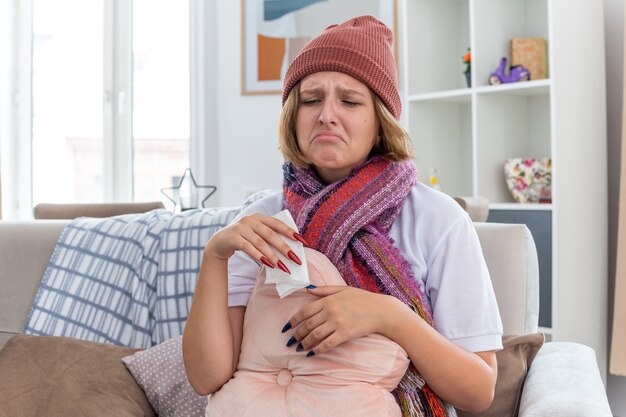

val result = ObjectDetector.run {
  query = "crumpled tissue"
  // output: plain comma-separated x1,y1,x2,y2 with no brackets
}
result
265,210,310,298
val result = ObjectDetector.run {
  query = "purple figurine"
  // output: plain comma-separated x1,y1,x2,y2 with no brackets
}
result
489,57,531,85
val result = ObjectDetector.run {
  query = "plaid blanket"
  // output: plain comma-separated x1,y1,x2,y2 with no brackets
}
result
24,206,243,348
153,207,242,344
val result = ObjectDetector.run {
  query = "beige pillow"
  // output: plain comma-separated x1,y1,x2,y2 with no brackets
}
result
457,333,545,417
0,334,155,417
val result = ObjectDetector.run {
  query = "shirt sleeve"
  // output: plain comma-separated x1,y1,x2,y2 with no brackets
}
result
227,193,284,307
425,214,504,352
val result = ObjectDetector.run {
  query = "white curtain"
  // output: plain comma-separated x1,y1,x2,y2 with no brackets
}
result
610,5,626,375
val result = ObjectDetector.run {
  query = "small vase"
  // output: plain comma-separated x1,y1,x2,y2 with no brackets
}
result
464,71,471,87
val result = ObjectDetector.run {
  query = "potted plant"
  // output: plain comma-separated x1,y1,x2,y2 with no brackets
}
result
463,48,471,87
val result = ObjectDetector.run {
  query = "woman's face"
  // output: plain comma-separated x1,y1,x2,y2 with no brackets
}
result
295,71,379,183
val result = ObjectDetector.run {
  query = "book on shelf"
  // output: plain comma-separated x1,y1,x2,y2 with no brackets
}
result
510,37,547,80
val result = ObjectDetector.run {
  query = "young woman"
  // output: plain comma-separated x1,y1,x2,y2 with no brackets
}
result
183,15,502,416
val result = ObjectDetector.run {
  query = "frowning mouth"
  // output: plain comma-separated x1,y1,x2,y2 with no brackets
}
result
312,132,344,143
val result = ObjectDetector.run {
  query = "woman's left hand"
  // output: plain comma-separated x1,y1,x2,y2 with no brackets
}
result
285,286,399,355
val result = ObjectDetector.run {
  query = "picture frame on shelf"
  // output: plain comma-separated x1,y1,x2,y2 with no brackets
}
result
241,0,397,95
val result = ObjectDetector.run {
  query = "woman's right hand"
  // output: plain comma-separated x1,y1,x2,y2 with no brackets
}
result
204,213,306,271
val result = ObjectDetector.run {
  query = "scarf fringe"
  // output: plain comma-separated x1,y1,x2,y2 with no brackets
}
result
395,366,450,417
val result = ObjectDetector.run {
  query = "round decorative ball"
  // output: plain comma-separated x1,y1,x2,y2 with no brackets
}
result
504,157,552,203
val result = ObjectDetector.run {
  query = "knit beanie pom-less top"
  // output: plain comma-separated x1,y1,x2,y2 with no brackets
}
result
282,15,401,119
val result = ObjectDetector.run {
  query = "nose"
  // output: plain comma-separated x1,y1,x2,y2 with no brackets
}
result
318,99,338,126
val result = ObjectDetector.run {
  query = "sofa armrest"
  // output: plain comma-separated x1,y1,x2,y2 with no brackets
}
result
0,220,68,347
519,342,612,417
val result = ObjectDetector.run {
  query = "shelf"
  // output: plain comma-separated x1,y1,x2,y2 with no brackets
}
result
404,0,608,381
489,203,552,211
407,80,550,104
473,0,550,89
406,0,470,95
409,100,473,197
475,79,551,96
475,92,551,202
408,89,471,103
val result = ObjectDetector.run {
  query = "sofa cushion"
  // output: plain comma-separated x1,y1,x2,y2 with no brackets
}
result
456,332,544,417
206,248,411,417
0,334,155,417
122,335,208,417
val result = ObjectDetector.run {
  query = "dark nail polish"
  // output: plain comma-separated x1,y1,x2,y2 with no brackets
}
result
296,343,304,352
281,322,292,333
306,351,315,357
306,285,317,289
260,256,274,269
286,336,297,347
277,260,291,275
287,250,302,265
293,232,310,247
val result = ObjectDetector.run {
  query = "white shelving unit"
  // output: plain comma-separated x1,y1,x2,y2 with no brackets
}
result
398,0,608,379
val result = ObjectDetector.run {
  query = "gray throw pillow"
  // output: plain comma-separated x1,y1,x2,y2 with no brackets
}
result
122,335,208,417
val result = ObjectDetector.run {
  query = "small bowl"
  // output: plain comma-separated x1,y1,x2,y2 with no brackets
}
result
504,157,552,203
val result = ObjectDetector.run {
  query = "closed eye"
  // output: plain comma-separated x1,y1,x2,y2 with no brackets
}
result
301,98,321,106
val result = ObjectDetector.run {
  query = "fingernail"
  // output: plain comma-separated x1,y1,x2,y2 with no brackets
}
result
260,256,274,269
306,284,317,289
277,260,291,275
296,343,304,352
287,251,302,265
293,232,310,247
286,336,297,347
281,322,292,333
306,351,315,357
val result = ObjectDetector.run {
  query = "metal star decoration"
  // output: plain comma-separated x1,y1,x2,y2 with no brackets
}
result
160,168,217,211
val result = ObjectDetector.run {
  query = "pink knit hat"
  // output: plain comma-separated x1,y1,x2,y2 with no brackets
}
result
282,15,401,119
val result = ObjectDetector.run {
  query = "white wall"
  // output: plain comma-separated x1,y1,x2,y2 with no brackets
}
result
604,0,626,415
213,1,284,207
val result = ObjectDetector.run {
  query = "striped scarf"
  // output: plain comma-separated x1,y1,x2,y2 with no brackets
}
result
283,156,452,417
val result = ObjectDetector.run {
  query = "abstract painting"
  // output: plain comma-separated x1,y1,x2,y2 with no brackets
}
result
242,0,396,94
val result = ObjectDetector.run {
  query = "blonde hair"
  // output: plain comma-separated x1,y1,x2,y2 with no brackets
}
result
278,84,414,168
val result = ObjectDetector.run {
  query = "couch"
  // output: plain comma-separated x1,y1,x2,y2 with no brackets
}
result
0,204,614,416
32,201,165,219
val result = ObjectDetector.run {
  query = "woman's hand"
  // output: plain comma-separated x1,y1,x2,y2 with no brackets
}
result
285,286,399,355
205,213,307,270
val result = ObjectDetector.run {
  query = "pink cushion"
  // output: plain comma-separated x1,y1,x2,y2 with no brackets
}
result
207,249,410,417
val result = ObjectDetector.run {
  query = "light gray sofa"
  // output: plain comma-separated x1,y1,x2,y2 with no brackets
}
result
0,218,613,416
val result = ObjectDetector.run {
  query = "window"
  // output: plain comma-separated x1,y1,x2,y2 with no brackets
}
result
132,0,190,203
32,0,105,204
30,0,190,207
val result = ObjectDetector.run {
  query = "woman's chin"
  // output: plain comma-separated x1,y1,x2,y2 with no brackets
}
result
310,154,342,169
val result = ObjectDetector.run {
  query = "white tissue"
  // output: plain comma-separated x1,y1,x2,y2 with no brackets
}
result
265,210,310,298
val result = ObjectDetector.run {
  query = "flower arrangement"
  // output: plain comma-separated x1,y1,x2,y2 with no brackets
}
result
462,48,471,87
463,48,471,74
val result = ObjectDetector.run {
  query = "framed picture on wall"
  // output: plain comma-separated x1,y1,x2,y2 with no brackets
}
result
241,0,397,95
